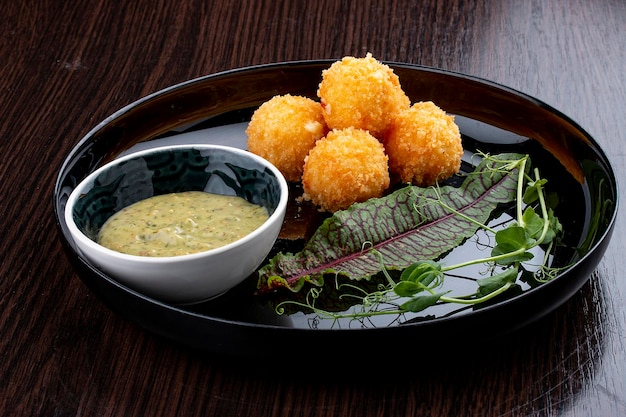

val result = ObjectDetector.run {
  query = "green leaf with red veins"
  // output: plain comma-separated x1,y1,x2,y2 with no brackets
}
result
257,153,523,294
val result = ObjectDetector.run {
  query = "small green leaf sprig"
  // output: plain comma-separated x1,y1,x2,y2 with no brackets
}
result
275,153,565,321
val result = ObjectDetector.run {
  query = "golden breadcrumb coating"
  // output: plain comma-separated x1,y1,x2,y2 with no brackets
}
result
317,53,410,139
246,94,327,182
302,127,390,212
384,101,463,186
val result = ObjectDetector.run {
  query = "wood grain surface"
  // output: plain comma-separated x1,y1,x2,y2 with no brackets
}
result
1,0,624,416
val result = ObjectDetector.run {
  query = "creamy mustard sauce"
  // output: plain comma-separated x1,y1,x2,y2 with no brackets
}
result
98,191,268,257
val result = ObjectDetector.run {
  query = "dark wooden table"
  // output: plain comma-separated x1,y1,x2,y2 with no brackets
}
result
1,0,624,415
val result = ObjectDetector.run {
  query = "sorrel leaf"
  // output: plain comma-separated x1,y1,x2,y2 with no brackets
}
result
257,153,523,294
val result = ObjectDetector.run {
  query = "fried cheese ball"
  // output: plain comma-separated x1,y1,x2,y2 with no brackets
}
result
317,53,410,139
302,127,390,212
384,101,463,186
246,94,327,182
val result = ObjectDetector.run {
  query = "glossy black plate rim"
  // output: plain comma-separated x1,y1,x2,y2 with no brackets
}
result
53,60,619,355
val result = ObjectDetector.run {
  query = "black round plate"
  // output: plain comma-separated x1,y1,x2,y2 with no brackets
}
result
53,61,618,356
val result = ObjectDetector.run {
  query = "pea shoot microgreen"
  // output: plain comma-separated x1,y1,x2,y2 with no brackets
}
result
274,153,566,322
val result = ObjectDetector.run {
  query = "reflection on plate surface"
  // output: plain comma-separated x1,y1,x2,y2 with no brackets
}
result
53,61,617,355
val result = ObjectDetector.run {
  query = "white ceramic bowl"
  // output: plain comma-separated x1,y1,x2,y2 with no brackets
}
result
64,144,288,304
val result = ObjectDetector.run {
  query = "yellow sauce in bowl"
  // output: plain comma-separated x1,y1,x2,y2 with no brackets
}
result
98,191,268,257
